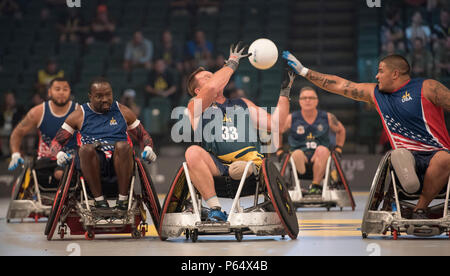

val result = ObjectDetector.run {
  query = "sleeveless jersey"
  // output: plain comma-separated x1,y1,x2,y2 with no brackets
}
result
288,110,330,152
37,101,77,159
79,101,129,154
373,78,450,151
195,98,264,167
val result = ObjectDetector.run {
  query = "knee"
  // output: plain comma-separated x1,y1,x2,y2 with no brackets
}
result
185,145,205,167
115,141,132,155
79,144,96,158
429,152,450,175
291,150,306,163
54,169,63,180
315,146,330,159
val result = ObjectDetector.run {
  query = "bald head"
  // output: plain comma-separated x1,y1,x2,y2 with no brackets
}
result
380,55,410,76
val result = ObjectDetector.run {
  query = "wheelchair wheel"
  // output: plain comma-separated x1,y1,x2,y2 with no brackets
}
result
45,160,75,240
262,159,299,240
136,158,162,236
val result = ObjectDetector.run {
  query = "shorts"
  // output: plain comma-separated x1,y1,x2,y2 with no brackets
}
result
208,153,258,198
34,158,61,190
412,149,450,185
75,148,117,186
209,153,230,176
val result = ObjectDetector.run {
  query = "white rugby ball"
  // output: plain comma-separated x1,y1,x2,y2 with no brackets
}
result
248,38,278,70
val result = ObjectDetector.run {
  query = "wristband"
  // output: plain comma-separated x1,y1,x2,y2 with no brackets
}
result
225,60,239,72
300,67,309,77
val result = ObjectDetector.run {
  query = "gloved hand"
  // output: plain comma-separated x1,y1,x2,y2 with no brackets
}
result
282,51,309,77
280,69,296,98
8,152,24,171
57,151,72,167
334,146,343,159
225,42,251,71
141,146,157,163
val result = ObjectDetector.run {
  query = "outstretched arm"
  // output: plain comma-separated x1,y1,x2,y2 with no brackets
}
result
244,71,295,132
283,51,376,104
423,79,450,112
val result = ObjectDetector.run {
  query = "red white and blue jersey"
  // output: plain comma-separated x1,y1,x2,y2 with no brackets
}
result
37,101,78,159
78,101,130,158
373,78,450,151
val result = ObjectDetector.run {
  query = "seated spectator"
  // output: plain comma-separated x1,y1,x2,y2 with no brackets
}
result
123,31,154,71
170,0,195,16
86,4,119,45
186,30,214,68
196,0,220,15
155,30,183,72
406,11,432,50
407,37,434,78
0,91,24,135
36,58,64,95
381,41,407,57
28,92,44,110
380,7,405,48
145,59,178,105
120,89,141,117
0,0,22,19
56,8,89,43
434,36,450,77
431,9,449,51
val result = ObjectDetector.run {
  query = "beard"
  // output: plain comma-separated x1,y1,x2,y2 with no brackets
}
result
50,96,70,107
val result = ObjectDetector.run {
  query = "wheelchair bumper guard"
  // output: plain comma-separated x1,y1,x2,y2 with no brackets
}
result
161,212,286,238
282,153,355,211
361,151,450,239
159,159,298,241
7,200,52,221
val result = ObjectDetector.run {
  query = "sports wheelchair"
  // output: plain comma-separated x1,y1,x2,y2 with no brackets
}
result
44,156,161,240
159,158,299,242
7,157,61,222
361,149,450,239
279,151,355,211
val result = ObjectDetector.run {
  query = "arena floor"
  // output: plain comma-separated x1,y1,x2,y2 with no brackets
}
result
0,194,449,256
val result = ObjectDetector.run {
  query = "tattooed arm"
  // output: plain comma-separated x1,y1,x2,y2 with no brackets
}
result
49,109,83,157
423,79,450,112
282,51,376,104
119,103,154,148
305,70,377,104
10,104,42,153
327,113,346,150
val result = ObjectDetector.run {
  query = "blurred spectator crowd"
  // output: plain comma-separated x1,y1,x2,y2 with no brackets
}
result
0,0,289,157
380,0,449,79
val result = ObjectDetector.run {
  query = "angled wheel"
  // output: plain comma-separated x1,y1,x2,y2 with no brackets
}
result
45,160,75,240
136,158,162,237
262,159,299,240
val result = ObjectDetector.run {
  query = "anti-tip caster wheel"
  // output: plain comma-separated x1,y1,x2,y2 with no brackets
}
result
235,230,243,242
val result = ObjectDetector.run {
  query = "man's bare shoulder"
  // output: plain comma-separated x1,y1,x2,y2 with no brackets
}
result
26,103,45,125
422,79,450,111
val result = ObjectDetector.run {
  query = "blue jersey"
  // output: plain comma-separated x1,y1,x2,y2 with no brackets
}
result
288,110,330,152
37,101,77,159
79,101,129,153
373,78,450,151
